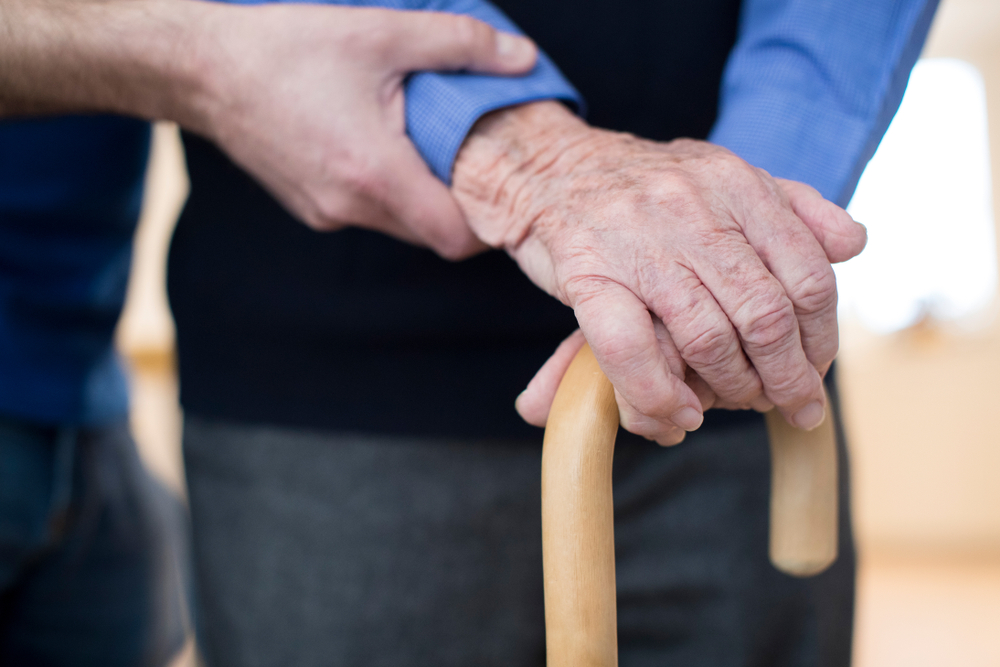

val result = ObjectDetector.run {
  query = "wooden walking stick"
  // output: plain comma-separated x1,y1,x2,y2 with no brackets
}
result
541,343,838,667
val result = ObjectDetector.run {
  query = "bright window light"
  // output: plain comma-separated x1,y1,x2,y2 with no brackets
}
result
836,58,997,334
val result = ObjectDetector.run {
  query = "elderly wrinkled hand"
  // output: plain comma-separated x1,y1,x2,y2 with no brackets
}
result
452,101,866,444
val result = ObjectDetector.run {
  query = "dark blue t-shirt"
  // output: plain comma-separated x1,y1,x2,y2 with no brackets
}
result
0,115,150,426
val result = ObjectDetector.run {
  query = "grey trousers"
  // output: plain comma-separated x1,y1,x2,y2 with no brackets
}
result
183,414,854,667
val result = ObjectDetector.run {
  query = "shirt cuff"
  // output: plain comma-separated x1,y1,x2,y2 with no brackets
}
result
709,0,939,207
404,3,582,183
406,54,581,183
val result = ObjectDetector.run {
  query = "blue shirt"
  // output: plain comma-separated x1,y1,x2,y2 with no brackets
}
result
709,0,940,207
0,0,938,426
0,116,150,425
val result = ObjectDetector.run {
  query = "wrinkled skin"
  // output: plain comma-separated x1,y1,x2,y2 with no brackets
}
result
453,101,867,444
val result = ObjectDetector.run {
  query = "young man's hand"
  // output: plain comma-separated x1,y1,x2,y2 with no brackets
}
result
197,4,537,259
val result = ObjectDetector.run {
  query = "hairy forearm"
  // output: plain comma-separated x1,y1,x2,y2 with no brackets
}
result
0,0,215,128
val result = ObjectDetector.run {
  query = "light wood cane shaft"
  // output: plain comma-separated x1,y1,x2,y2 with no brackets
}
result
542,343,838,667
541,343,619,667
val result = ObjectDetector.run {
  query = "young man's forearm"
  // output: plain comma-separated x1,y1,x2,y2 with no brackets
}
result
0,0,216,128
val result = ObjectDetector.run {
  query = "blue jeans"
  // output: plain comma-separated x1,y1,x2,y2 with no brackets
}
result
0,416,189,666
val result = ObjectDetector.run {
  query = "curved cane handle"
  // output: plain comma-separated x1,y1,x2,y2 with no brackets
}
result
541,343,838,667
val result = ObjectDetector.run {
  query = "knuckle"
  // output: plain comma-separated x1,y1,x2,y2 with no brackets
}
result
807,339,839,370
706,150,749,183
678,326,761,401
310,193,350,230
450,15,490,54
787,264,838,316
801,322,840,369
562,273,614,307
653,172,700,204
739,297,798,356
677,323,736,371
342,156,385,201
717,150,747,172
313,156,384,225
720,375,763,405
766,368,818,405
358,23,394,59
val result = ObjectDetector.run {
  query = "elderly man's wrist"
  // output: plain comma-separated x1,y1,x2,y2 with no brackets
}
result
451,100,592,251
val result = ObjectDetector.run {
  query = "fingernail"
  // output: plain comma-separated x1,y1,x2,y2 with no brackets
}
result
496,32,532,62
791,401,825,430
671,407,703,431
514,390,527,413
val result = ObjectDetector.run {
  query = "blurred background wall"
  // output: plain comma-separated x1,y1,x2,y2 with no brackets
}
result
833,2,1000,663
839,0,1000,562
116,0,1000,664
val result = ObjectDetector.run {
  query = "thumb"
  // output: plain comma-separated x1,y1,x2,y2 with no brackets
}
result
777,178,868,263
381,139,488,260
515,330,587,427
383,11,538,74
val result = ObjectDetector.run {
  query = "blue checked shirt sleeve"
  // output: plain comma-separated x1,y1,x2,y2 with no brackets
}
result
399,0,582,183
219,0,582,183
708,0,939,206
